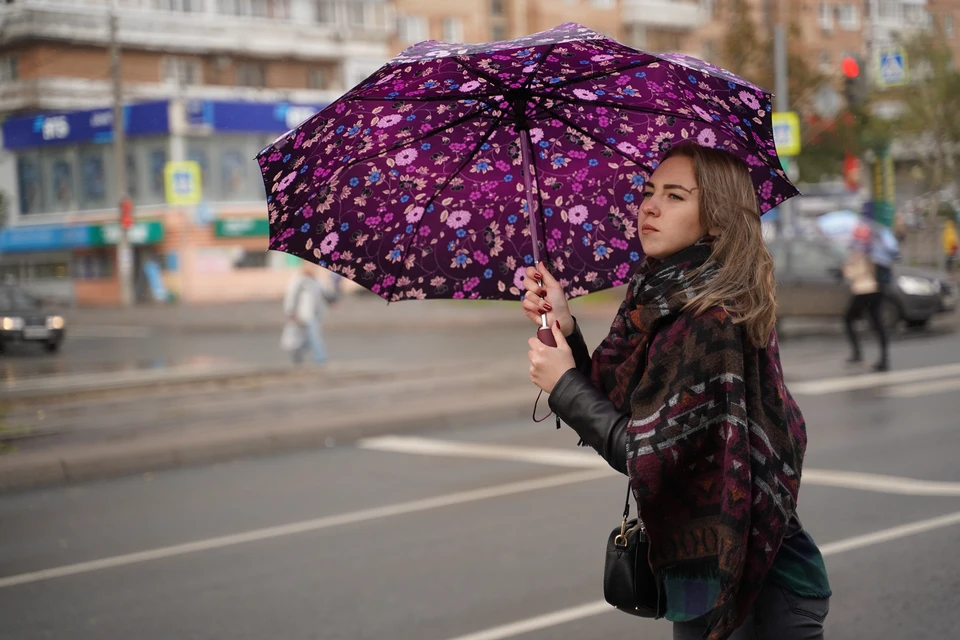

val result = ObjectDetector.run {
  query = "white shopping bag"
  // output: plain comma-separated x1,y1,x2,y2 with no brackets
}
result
280,321,305,352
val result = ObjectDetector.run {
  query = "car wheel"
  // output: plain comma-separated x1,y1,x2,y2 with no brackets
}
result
44,341,61,353
906,318,930,330
880,297,902,331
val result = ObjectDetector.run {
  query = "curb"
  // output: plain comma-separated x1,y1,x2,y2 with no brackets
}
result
0,387,538,493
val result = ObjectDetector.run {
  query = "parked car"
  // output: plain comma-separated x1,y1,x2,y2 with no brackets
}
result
767,238,956,329
0,284,66,353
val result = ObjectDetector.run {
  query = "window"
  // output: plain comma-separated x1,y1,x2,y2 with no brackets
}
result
490,0,504,17
308,68,328,89
398,15,429,43
945,14,954,38
701,39,716,62
818,49,832,73
491,23,507,41
153,0,203,12
700,0,716,19
442,17,464,42
346,1,366,26
217,0,289,18
79,149,108,210
17,155,43,215
837,4,858,30
591,0,614,8
818,2,833,30
0,56,17,83
73,253,115,280
186,145,211,195
220,149,249,200
47,155,75,212
315,0,336,24
162,57,202,86
149,149,168,198
234,250,269,269
236,62,266,87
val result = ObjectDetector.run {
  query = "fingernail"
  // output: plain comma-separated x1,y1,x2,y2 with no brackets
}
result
540,289,548,297
534,272,542,280
543,303,553,311
555,320,561,330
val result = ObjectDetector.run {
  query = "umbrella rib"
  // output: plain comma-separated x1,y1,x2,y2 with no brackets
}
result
315,106,495,181
526,128,551,267
542,57,658,94
543,94,788,179
537,105,646,169
453,57,511,93
349,94,504,104
383,113,506,302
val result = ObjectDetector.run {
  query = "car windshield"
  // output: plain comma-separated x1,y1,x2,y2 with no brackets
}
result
0,287,40,310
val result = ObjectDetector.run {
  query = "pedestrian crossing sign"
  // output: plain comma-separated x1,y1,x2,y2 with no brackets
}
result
164,161,202,206
771,112,801,157
877,47,908,88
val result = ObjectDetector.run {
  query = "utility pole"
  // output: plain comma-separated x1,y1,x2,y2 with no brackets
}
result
773,13,795,242
109,0,134,307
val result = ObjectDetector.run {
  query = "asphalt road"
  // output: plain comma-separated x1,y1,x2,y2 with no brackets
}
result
2,328,960,639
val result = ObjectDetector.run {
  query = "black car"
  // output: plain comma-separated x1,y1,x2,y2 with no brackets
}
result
0,285,66,353
768,238,956,329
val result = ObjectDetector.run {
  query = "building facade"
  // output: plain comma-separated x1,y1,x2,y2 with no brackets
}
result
0,0,392,305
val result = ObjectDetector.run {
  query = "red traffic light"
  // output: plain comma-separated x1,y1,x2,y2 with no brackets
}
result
120,197,134,230
841,57,860,79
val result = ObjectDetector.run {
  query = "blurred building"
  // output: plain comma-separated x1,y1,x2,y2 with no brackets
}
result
0,0,390,305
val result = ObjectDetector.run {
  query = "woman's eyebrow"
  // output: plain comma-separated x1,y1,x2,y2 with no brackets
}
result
645,181,695,193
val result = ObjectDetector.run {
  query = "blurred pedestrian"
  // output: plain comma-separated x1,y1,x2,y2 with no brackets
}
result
523,143,830,640
281,264,337,365
842,223,890,371
943,219,958,272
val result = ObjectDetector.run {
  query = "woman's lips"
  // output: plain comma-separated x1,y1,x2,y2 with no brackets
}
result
641,224,658,235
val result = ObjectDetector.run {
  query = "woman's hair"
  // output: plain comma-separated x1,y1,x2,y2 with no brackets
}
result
661,143,778,347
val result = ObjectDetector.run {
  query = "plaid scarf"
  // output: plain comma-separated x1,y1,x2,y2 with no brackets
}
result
590,241,807,640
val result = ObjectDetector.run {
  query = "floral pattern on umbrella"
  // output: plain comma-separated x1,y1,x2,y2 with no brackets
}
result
258,22,797,302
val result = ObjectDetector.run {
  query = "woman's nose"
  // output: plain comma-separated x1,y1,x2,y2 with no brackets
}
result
640,196,659,217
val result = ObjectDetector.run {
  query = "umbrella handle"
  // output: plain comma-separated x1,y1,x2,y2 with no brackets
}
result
536,314,557,347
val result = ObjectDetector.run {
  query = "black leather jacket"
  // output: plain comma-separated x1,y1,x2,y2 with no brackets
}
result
547,319,803,537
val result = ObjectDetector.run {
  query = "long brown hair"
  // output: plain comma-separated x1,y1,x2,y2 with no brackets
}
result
661,143,777,347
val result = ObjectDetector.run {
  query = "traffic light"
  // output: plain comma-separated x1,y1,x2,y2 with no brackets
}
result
841,56,868,109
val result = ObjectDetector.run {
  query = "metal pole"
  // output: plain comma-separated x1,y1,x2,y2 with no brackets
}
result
773,20,796,244
109,0,134,307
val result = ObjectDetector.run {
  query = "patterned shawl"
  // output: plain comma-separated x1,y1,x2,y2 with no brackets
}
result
590,241,807,640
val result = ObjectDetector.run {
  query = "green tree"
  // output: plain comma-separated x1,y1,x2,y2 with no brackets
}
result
894,31,960,195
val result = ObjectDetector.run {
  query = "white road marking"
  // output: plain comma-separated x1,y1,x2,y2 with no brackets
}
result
360,436,960,497
443,510,960,640
446,602,613,640
878,376,960,398
0,468,610,590
788,362,960,395
358,435,604,468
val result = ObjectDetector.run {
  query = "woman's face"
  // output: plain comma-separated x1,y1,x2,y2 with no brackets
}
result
638,156,706,260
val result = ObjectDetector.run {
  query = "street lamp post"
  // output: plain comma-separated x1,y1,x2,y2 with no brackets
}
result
109,0,134,307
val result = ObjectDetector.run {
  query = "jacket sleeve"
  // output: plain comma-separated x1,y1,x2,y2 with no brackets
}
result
548,368,628,475
566,318,593,378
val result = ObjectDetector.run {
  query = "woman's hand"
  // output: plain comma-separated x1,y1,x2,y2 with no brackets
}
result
522,261,575,337
528,321,576,393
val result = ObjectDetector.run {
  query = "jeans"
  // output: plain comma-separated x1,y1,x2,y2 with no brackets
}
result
672,582,829,640
292,319,328,365
843,291,888,363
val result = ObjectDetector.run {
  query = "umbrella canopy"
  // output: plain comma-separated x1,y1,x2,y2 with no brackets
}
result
817,209,899,266
258,22,798,302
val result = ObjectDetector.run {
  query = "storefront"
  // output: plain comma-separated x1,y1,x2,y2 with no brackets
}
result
1,98,329,306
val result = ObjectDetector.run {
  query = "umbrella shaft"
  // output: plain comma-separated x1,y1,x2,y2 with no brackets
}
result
519,128,542,267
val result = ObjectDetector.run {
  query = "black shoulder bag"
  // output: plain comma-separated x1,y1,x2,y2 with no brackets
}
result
603,483,661,617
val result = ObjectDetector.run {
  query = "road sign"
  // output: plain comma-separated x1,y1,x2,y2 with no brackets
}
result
164,161,202,206
771,111,801,157
877,47,908,88
195,201,215,225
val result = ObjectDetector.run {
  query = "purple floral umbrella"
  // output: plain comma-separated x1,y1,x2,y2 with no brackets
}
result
258,22,797,307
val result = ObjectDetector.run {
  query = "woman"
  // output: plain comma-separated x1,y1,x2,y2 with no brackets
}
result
523,143,831,640
842,226,889,371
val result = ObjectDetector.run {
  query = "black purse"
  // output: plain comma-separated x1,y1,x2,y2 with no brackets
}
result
603,484,661,617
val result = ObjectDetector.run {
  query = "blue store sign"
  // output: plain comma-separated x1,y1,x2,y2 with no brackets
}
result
1,102,169,151
0,225,95,253
207,100,326,133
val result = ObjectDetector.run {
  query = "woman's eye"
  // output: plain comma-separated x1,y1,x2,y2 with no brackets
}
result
668,194,683,201
642,192,654,199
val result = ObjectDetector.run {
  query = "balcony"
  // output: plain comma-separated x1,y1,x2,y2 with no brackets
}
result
0,0,393,61
621,0,704,30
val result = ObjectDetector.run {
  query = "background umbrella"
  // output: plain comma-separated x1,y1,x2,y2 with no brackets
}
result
258,22,797,329
817,209,899,266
